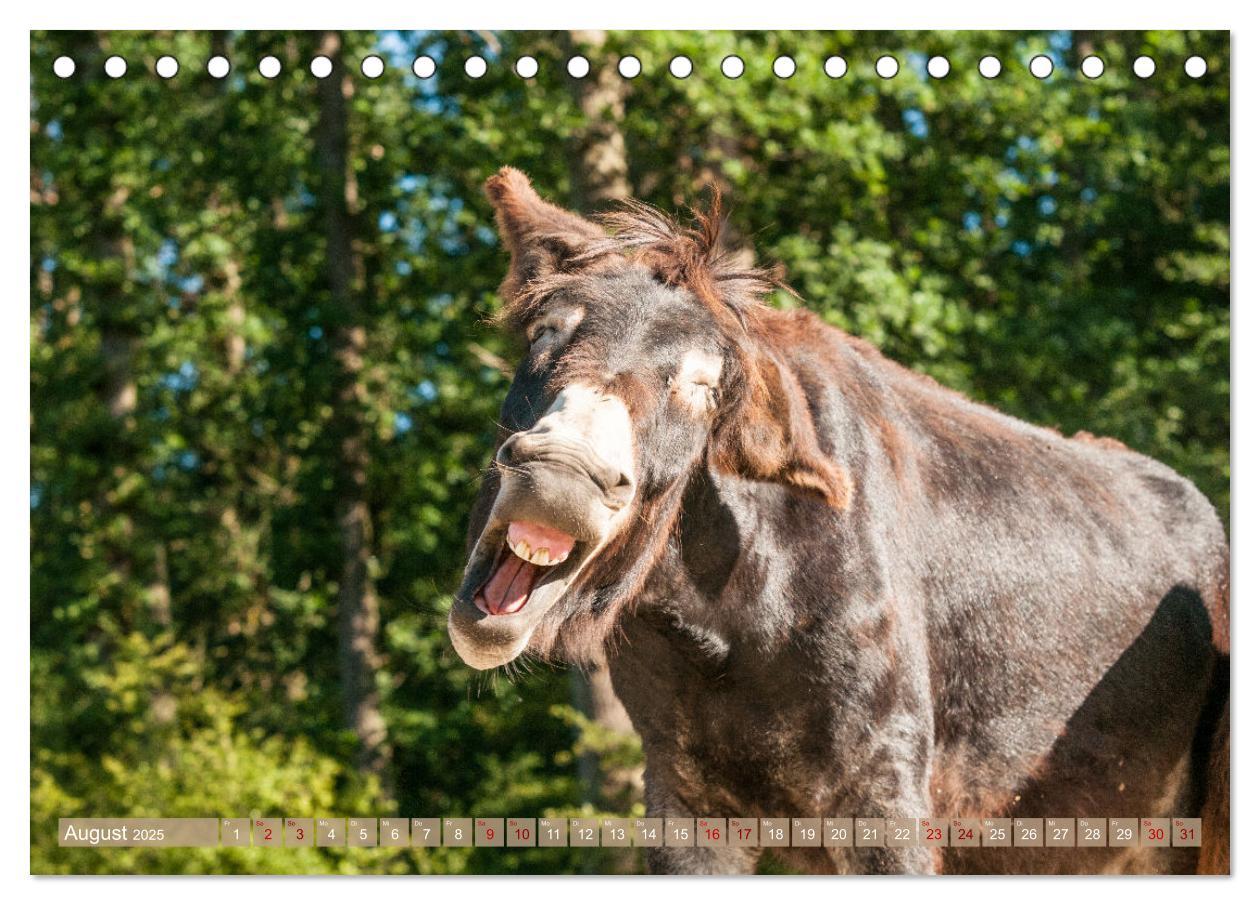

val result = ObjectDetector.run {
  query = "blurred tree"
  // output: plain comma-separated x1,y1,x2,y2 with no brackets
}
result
313,29,392,791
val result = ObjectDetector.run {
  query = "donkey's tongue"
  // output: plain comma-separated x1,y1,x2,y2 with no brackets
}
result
477,555,540,616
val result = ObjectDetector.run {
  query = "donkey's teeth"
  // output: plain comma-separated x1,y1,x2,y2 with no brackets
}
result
531,547,553,566
509,538,533,562
507,520,576,565
507,538,568,566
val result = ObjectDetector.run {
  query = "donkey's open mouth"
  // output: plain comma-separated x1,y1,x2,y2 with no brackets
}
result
449,462,624,669
475,520,579,616
449,512,603,669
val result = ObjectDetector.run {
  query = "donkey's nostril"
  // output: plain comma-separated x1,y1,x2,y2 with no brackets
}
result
496,434,523,467
605,471,635,509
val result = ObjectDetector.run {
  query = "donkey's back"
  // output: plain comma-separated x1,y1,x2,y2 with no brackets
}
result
826,326,1229,874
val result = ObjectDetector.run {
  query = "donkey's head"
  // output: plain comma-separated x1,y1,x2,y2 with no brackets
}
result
448,167,850,669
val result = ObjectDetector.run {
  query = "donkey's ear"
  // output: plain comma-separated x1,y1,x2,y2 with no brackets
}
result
484,167,605,300
710,348,852,509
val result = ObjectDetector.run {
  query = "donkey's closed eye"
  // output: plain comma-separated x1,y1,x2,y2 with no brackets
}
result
528,324,556,349
670,348,723,416
527,306,585,358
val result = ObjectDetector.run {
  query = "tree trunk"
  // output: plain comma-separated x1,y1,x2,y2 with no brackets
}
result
563,29,644,813
222,257,246,375
565,31,631,208
66,34,149,628
314,30,392,791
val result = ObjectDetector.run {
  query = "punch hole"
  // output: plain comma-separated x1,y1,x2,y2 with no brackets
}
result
310,56,333,79
978,56,1001,79
104,55,127,78
515,56,539,79
567,56,590,79
927,56,950,78
258,56,281,79
465,56,488,79
721,55,744,79
155,56,179,79
1133,56,1156,79
875,55,898,79
207,56,231,79
823,56,847,79
361,55,384,79
1029,55,1053,79
669,55,693,78
53,56,75,78
1185,56,1207,78
412,56,436,79
619,56,641,79
773,56,796,79
1081,55,1105,79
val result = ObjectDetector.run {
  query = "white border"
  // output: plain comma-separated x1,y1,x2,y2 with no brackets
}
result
6,4,1251,903
13,1,1243,30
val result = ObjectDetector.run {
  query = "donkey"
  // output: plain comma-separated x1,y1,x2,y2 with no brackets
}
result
448,167,1230,875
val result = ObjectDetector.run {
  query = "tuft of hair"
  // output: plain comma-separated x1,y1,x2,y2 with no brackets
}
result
583,194,787,321
501,190,791,336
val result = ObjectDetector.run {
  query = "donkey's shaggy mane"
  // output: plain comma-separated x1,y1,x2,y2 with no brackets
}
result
503,194,786,332
587,197,784,315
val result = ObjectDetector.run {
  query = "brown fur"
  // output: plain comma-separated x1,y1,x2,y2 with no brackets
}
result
484,167,613,310
1198,705,1230,874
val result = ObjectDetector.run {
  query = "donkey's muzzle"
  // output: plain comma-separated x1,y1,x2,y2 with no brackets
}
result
491,454,626,544
497,433,633,513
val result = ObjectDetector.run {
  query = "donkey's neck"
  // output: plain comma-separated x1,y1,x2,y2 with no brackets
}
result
632,463,872,660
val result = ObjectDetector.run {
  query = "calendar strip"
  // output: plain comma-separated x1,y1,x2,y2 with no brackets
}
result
58,817,1202,848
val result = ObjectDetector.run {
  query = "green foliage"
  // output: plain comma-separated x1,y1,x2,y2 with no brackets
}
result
550,703,645,785
30,30,1228,874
